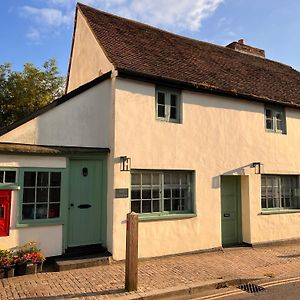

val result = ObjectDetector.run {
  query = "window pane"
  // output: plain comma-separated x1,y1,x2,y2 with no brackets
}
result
131,189,141,199
157,92,165,104
277,119,283,131
0,171,3,183
172,199,180,211
172,189,180,198
164,189,171,198
50,172,61,186
131,173,141,185
152,173,159,185
23,188,35,203
152,189,159,198
172,173,180,184
37,188,48,203
170,94,177,106
49,188,60,203
24,172,36,187
265,109,272,118
164,173,171,184
36,204,48,219
5,171,16,183
142,173,151,185
22,205,35,220
142,200,151,213
49,204,60,218
266,119,273,130
170,107,177,120
164,199,171,211
153,200,160,212
37,172,49,187
131,201,141,213
142,189,151,199
158,105,165,118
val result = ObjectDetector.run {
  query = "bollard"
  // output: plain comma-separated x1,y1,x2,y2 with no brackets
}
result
125,212,138,291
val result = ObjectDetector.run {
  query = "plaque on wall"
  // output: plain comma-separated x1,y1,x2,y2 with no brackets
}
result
115,188,129,198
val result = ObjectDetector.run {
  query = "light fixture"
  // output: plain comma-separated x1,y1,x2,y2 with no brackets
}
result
251,162,261,174
120,156,131,171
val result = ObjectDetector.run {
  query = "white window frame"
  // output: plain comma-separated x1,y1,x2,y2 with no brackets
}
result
155,87,181,123
261,175,299,210
265,104,286,133
131,170,193,215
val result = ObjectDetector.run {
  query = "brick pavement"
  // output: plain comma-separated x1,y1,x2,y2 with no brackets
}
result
1,243,300,299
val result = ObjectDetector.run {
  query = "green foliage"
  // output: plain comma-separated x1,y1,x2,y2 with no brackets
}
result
0,59,65,128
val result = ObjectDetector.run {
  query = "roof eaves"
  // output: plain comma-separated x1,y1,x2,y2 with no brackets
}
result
0,71,112,137
117,68,300,109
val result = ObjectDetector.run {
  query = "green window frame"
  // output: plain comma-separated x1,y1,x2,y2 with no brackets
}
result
131,170,193,215
19,168,65,224
265,104,286,133
261,175,299,210
155,87,181,123
0,168,19,190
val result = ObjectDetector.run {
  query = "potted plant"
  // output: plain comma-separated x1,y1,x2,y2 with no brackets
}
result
12,241,45,276
0,249,14,278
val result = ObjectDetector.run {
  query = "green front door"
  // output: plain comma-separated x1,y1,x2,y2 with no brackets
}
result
221,176,242,246
68,159,105,247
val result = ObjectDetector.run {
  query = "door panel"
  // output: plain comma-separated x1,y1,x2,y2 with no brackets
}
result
68,160,103,247
221,176,242,246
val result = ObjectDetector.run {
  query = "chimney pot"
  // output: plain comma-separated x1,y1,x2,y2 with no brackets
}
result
238,39,245,44
226,40,265,58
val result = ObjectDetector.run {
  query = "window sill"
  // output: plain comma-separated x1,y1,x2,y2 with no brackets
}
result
16,220,64,228
260,209,300,215
138,213,196,222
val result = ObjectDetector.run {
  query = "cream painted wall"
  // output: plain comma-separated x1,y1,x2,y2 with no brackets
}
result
111,77,300,260
67,10,113,92
0,80,112,148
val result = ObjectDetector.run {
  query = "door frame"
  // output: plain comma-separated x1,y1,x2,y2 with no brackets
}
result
221,175,243,247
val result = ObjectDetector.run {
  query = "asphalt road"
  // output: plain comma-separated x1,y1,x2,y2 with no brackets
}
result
192,277,300,300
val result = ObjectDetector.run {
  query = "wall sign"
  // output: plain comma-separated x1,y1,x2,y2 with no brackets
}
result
115,188,129,198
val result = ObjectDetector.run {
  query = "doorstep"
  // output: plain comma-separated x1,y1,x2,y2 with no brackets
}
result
54,255,112,271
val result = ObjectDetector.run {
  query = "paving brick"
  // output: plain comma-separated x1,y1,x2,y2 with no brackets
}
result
1,243,300,299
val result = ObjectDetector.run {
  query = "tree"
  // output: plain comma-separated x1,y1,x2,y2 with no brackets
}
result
0,59,65,128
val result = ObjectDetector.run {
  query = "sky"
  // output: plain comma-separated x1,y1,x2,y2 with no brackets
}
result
1,0,300,76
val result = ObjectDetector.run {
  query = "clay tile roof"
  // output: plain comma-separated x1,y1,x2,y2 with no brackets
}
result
78,3,300,107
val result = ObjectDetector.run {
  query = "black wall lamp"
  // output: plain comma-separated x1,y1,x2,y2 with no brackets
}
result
120,156,131,171
251,162,261,174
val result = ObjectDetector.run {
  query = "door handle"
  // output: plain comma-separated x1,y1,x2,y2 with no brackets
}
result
224,213,230,217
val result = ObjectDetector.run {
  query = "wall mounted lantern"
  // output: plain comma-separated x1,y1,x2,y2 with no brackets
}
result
251,162,261,174
120,156,131,171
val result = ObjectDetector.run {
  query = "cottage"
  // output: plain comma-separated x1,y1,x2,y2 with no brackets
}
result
1,3,300,260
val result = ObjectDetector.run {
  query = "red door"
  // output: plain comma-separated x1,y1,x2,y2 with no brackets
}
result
0,190,12,236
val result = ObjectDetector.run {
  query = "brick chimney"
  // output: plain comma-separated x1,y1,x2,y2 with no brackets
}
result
226,39,265,58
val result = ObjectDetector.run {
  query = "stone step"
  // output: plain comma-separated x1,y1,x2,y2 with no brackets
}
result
55,256,111,272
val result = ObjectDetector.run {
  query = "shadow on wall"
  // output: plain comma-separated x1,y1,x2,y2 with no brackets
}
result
212,162,263,189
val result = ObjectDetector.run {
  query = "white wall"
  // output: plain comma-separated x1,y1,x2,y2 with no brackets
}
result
0,79,112,148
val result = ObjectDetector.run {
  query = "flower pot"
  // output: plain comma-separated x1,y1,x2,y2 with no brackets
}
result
2,267,14,278
27,262,43,274
14,263,27,276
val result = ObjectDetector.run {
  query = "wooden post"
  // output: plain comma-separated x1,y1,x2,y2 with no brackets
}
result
125,212,138,291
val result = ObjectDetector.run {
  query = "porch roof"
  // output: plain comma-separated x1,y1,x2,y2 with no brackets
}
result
0,143,110,155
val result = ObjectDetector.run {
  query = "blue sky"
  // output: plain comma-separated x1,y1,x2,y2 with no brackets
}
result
1,0,300,76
